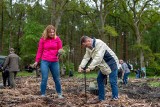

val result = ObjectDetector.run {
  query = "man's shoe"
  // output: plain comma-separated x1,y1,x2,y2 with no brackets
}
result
111,97,118,101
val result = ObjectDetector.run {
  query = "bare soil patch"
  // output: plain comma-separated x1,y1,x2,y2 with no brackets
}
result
0,76,160,107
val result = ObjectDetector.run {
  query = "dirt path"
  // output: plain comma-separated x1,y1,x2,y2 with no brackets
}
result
0,76,160,107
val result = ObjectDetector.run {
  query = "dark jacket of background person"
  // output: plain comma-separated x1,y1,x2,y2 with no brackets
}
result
2,67,10,87
3,51,20,72
2,48,20,88
0,63,10,87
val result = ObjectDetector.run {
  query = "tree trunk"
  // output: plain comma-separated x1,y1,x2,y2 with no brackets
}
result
51,0,56,26
140,50,144,68
0,0,4,52
134,23,144,68
9,0,13,49
123,33,126,61
51,0,68,30
100,8,105,39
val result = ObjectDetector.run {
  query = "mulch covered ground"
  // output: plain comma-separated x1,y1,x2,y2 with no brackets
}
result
0,76,160,107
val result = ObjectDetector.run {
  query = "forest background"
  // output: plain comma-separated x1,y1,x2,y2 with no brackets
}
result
0,0,160,76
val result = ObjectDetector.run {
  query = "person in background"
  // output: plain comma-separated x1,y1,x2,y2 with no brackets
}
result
2,67,10,87
119,59,130,85
141,65,146,78
135,68,141,79
118,61,123,79
3,48,20,89
78,36,119,104
33,25,64,98
69,69,73,77
0,62,10,87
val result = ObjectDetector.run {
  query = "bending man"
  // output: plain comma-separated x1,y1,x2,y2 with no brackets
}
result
78,36,119,103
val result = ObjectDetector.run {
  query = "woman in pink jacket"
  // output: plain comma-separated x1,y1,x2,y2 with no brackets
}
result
33,25,64,98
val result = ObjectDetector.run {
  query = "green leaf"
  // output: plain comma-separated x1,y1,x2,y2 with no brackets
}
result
104,25,118,37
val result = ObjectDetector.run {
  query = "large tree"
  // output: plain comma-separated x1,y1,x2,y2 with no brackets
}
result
119,0,160,68
45,0,70,29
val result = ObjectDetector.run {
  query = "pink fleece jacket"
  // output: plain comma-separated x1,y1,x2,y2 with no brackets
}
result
35,36,62,63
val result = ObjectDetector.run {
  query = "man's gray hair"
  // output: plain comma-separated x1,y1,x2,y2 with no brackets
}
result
80,36,89,45
9,48,15,52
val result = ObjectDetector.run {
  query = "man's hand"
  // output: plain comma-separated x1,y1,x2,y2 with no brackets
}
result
1,67,4,71
1,67,4,73
86,68,90,72
78,67,83,73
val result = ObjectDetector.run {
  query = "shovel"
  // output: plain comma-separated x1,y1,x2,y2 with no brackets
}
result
83,58,92,103
83,69,87,102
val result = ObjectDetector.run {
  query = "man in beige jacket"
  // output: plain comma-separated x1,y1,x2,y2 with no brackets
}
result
79,36,119,103
3,48,20,89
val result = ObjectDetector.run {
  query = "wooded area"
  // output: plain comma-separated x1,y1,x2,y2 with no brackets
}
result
0,0,160,75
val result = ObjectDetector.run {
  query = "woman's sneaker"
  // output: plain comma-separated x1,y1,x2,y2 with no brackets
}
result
41,95,46,97
58,95,64,99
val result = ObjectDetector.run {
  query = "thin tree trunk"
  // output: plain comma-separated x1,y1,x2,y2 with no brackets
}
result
140,50,144,68
135,23,144,68
0,0,4,52
51,0,55,25
51,0,68,30
9,0,13,49
123,32,126,61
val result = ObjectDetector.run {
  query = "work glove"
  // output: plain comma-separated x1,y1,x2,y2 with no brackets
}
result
78,67,83,73
86,68,91,73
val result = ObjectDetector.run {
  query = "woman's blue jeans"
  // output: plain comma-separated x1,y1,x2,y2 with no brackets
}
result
123,72,130,85
97,69,118,100
40,60,62,95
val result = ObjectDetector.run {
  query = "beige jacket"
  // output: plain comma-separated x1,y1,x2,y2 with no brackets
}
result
79,39,119,75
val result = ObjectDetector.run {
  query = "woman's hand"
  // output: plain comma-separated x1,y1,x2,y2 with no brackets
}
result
33,62,38,68
59,49,65,54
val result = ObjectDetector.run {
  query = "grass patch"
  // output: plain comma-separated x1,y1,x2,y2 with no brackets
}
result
16,70,97,78
17,71,35,77
148,82,160,87
129,71,137,78
74,71,97,79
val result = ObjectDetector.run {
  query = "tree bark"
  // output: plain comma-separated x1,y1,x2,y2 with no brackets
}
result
0,0,4,52
9,0,13,49
134,22,144,68
51,0,69,30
